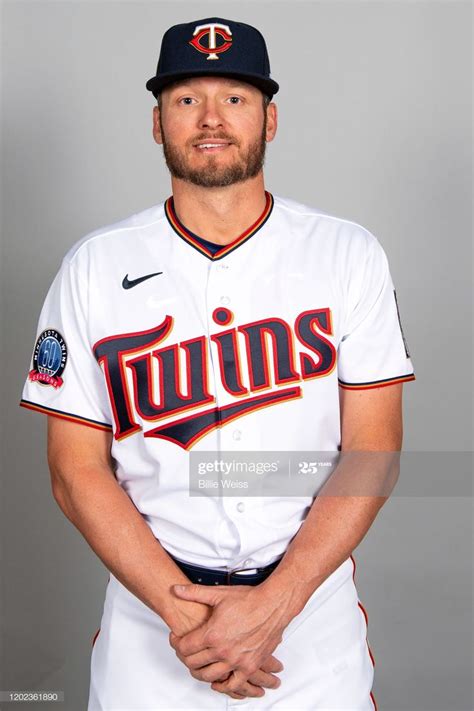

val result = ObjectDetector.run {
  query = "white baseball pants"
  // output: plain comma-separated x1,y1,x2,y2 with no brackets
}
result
87,557,376,710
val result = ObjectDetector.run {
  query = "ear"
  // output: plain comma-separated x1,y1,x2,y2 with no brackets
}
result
153,105,163,145
265,102,278,143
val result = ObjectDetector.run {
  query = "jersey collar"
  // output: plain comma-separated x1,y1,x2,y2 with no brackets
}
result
164,191,274,261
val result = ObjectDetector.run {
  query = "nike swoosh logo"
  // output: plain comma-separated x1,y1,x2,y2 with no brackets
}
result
122,272,163,289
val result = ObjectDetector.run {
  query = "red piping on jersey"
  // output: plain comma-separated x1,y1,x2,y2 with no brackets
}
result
19,400,113,432
350,554,378,711
164,191,274,260
91,572,111,649
339,373,415,390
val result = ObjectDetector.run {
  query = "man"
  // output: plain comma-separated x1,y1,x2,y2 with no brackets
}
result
19,16,415,710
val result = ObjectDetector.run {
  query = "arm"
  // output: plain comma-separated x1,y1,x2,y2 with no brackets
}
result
47,415,212,636
47,415,283,699
258,382,404,617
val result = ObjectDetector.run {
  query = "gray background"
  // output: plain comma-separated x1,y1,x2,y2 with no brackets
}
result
1,1,472,709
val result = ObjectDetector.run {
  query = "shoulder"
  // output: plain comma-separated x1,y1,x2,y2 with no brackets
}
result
272,194,380,253
62,202,167,267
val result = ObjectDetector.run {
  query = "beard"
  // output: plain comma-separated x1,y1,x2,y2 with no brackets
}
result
159,114,267,188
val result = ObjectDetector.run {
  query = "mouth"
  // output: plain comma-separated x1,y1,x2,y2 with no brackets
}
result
193,141,233,153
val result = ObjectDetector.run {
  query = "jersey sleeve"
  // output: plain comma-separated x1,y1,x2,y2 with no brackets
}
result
19,256,113,432
337,233,416,389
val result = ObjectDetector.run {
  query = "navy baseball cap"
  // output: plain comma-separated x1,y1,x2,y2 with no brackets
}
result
146,17,279,100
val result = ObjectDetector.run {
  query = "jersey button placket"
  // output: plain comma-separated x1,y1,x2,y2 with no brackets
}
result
206,259,248,535
205,259,235,418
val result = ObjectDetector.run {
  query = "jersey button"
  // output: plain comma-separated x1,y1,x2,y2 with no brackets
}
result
236,502,245,513
219,295,231,305
232,429,242,441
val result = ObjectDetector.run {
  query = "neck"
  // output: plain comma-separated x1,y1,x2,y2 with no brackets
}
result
169,174,267,245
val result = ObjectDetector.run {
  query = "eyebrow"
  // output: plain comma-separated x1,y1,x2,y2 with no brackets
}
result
170,80,253,92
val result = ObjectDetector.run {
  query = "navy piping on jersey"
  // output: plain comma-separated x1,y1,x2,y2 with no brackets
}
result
19,399,113,432
164,191,274,260
185,230,223,256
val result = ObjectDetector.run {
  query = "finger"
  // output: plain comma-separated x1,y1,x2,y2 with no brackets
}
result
214,671,232,682
247,668,282,690
211,670,265,699
171,626,210,656
225,691,247,700
173,646,223,678
172,583,224,606
189,662,234,683
259,654,285,673
213,679,265,699
168,632,180,650
177,647,221,670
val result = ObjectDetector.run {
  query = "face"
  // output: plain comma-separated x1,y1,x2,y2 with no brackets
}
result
152,77,277,188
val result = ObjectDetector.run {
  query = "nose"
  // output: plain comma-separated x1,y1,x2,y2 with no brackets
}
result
198,98,224,130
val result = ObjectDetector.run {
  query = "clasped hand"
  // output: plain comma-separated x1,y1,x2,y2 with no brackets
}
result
169,582,289,699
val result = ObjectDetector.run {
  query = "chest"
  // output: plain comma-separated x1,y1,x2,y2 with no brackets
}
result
90,234,345,446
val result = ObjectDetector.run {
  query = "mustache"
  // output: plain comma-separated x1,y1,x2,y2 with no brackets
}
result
189,133,239,145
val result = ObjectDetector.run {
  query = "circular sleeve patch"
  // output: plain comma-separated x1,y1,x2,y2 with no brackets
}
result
28,329,68,388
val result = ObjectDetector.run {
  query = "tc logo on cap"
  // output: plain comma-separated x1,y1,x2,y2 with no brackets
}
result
189,23,233,61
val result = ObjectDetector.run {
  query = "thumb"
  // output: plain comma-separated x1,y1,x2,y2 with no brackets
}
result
172,583,221,605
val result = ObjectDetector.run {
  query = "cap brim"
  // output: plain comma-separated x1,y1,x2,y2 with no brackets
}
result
146,70,279,99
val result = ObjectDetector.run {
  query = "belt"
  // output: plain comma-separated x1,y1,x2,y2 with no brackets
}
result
170,553,283,586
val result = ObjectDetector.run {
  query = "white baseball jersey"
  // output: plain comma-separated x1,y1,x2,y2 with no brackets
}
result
20,192,415,571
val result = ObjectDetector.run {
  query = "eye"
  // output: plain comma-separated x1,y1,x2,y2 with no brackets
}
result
179,97,196,105
227,96,242,104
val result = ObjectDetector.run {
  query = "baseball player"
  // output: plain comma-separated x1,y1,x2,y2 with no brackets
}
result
19,16,415,710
